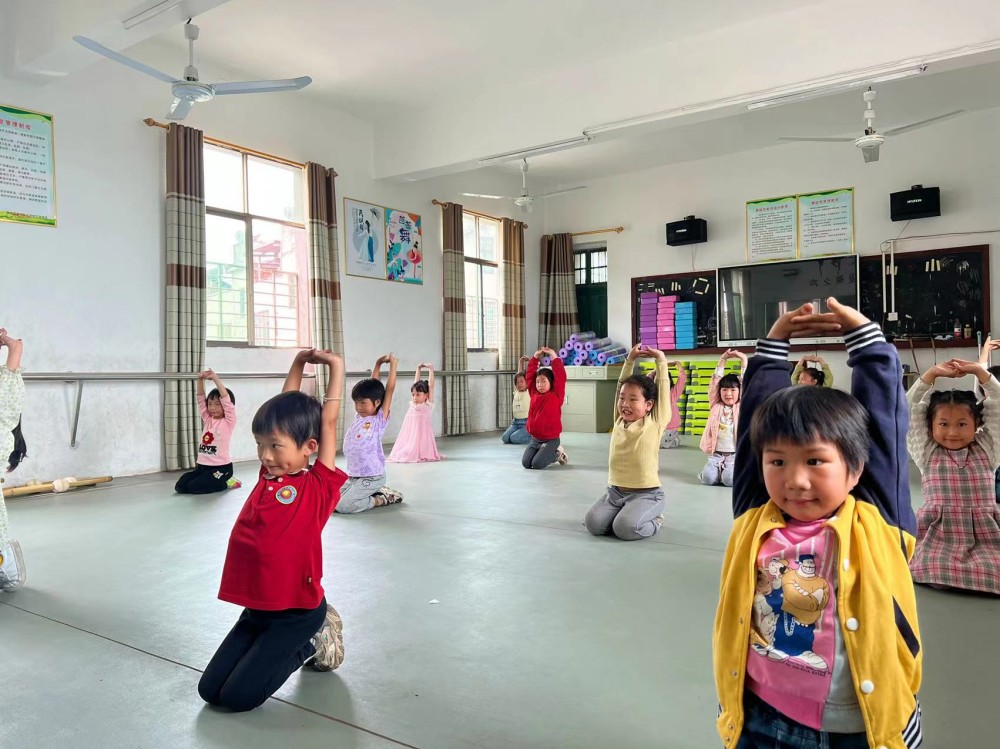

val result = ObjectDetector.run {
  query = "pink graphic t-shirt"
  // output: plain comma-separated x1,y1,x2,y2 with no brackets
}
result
343,410,389,477
746,517,845,730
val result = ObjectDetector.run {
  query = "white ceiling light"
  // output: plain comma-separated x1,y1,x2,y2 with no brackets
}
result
747,66,927,110
478,136,592,166
122,1,185,30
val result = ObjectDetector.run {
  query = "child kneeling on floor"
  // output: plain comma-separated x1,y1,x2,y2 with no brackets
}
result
175,369,240,494
714,298,923,749
1,328,27,592
699,349,747,486
199,349,348,712
584,344,670,540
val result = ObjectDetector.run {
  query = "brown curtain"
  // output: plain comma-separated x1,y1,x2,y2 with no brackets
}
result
305,163,346,437
441,202,469,435
538,233,579,349
497,218,526,428
163,123,206,470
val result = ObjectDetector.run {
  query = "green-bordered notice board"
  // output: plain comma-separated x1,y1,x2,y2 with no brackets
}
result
0,104,56,227
747,187,854,263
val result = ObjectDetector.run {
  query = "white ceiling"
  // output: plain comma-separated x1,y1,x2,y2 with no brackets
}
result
147,0,821,116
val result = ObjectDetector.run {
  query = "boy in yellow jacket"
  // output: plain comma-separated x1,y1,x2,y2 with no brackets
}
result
714,299,922,749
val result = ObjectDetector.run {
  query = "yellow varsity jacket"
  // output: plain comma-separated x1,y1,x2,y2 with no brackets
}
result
714,496,922,749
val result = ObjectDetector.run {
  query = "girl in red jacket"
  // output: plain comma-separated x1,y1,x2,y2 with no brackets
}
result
522,347,568,469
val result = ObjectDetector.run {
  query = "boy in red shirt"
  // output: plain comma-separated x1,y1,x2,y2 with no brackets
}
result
198,349,348,712
523,347,568,469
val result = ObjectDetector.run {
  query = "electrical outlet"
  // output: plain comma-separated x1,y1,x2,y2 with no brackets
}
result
887,312,899,321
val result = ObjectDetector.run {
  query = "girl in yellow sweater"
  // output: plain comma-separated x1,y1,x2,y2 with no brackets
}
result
584,344,671,540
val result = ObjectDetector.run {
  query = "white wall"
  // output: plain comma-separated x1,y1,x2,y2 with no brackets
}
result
1,57,542,481
541,107,1000,387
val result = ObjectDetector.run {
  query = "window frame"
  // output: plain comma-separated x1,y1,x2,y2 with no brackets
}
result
204,144,309,348
463,213,501,352
574,246,608,286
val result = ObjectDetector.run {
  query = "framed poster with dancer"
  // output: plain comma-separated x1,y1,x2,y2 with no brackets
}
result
344,198,386,280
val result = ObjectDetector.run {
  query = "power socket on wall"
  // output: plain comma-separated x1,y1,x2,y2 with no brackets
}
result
887,312,899,321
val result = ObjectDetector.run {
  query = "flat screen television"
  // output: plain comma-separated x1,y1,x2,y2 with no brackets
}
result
717,255,860,346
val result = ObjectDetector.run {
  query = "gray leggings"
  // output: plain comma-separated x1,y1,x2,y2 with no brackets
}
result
522,437,560,470
699,452,735,487
335,474,385,514
584,486,666,540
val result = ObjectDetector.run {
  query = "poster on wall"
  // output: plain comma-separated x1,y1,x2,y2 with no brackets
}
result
0,104,56,227
746,196,797,262
344,198,386,280
798,188,854,258
385,209,423,284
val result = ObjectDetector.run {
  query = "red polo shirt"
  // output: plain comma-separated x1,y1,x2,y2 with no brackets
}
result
219,460,347,611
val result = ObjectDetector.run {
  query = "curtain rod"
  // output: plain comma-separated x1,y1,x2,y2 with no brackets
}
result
431,199,528,228
571,226,625,237
142,118,324,172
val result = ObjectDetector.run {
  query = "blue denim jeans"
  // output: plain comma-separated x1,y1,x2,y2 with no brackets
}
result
737,691,868,749
501,418,530,445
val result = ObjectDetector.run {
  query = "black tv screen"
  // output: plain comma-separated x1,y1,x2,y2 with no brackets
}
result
717,255,860,345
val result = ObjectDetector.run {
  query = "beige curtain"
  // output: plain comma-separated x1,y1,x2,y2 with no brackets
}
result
305,163,346,437
441,202,469,435
163,123,206,470
497,218,526,428
538,233,579,349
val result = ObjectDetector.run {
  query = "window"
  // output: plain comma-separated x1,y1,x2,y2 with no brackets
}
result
463,213,501,350
204,144,309,347
574,248,607,285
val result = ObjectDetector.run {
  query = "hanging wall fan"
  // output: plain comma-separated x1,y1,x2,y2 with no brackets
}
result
778,87,965,163
74,21,312,121
463,159,586,213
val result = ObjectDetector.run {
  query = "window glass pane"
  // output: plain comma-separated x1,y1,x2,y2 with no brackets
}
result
593,250,607,267
206,214,248,342
574,253,585,270
482,264,500,349
247,156,304,222
251,219,309,347
463,214,478,259
593,266,608,283
465,261,482,349
478,218,499,262
204,145,244,212
575,269,586,285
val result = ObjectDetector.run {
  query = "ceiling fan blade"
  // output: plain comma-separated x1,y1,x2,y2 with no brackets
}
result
461,193,509,200
778,136,855,143
534,186,587,199
166,98,194,121
882,110,965,137
72,35,176,84
211,77,313,96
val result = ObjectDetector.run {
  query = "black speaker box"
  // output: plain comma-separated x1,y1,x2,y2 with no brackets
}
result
666,216,707,246
890,185,940,222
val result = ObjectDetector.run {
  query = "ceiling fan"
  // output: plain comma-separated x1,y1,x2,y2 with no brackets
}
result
778,87,965,163
463,159,586,213
73,21,312,121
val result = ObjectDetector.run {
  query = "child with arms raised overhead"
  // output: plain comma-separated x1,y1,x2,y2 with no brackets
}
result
501,355,532,445
522,347,568,469
906,358,1000,594
714,299,922,749
175,369,239,494
584,344,671,540
0,329,27,592
199,349,347,712
388,362,442,463
699,349,747,486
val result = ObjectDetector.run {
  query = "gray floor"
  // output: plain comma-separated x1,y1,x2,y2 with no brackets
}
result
1,433,996,748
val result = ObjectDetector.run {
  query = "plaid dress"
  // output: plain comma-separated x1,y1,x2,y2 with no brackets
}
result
910,440,1000,594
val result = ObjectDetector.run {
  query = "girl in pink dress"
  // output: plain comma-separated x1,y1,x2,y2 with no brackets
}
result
388,363,442,463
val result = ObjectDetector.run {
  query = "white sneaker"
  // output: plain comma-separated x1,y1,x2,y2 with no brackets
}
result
0,540,25,592
556,446,569,465
307,604,344,671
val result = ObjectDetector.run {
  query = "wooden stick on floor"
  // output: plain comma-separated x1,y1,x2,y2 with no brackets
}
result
2,476,113,499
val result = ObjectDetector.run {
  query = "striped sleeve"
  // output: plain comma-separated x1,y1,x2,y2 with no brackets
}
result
756,338,790,361
844,322,884,352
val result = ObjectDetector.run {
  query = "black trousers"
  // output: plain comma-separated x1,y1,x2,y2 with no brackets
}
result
198,598,326,712
175,463,233,494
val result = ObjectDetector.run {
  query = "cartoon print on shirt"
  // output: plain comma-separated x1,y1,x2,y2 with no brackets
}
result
199,430,218,455
750,554,831,672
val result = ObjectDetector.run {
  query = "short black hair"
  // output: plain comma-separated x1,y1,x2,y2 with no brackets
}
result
351,377,386,408
514,371,527,386
411,379,429,394
799,368,825,387
719,373,742,391
750,386,869,474
7,418,26,472
926,389,983,429
535,368,554,387
621,374,658,402
252,391,321,447
207,387,236,405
